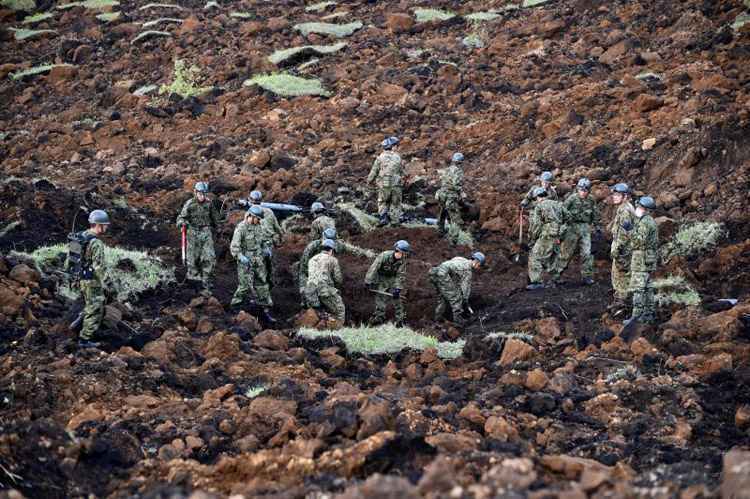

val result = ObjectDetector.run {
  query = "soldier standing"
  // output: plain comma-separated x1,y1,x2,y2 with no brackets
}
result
521,171,558,208
309,202,335,241
365,240,411,327
367,136,404,226
557,178,599,285
429,252,485,326
305,238,345,324
609,183,636,313
625,196,659,326
249,190,283,287
436,152,465,243
230,206,276,323
526,188,565,289
176,181,220,295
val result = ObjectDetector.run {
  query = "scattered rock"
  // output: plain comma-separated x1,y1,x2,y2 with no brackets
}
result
499,339,536,366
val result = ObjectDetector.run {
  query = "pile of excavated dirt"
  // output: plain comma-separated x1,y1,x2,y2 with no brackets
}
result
2,0,750,496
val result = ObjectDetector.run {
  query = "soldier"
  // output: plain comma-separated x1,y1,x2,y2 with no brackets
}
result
436,152,465,242
249,190,283,286
526,187,565,290
230,205,276,323
557,178,599,285
176,181,220,295
609,183,636,313
298,227,375,302
367,136,404,226
309,202,335,241
624,196,659,326
75,209,113,348
365,240,411,327
305,238,345,324
521,171,558,208
429,252,485,326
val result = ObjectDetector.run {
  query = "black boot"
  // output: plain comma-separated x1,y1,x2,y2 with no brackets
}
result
69,312,84,332
378,212,389,227
262,308,277,325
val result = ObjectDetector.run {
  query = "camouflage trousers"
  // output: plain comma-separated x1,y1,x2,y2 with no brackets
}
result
80,280,105,341
370,277,405,324
377,185,402,224
437,194,463,243
305,284,345,323
429,267,462,320
610,248,631,302
629,270,655,323
557,223,593,278
528,235,561,284
186,227,215,288
231,255,272,308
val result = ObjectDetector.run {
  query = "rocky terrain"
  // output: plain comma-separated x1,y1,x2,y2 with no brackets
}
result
2,0,750,497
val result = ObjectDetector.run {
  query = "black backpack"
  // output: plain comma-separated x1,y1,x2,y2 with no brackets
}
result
67,231,97,280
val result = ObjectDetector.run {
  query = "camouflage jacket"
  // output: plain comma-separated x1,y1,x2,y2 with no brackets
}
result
82,230,109,287
365,250,406,288
300,238,373,280
310,215,336,241
630,214,659,272
610,201,635,255
530,199,565,240
230,220,266,260
176,197,220,231
367,151,403,188
307,252,342,288
521,184,558,207
437,165,463,199
258,206,283,247
563,192,599,225
436,256,474,301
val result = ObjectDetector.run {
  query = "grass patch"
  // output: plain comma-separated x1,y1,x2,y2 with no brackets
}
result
9,63,73,80
414,8,455,23
0,221,21,239
733,13,750,31
298,58,320,71
159,59,212,98
660,221,724,264
1,0,35,10
268,42,346,65
523,0,552,7
9,27,56,40
229,11,253,18
487,331,534,342
57,0,119,10
139,2,183,10
142,17,183,28
298,324,465,359
133,84,158,96
244,72,331,97
244,384,266,398
464,11,501,21
96,11,120,21
203,0,218,8
462,33,485,49
131,30,172,44
293,20,363,37
22,12,54,24
653,275,701,307
305,1,335,12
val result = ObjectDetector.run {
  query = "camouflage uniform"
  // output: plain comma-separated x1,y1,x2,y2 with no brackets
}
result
230,219,272,308
521,184,558,208
365,250,406,324
436,164,464,241
367,150,404,223
298,239,373,298
629,214,659,323
310,215,336,241
528,198,565,284
305,252,345,323
557,193,599,279
610,201,636,303
79,231,109,341
258,205,283,287
429,256,474,322
176,197,220,288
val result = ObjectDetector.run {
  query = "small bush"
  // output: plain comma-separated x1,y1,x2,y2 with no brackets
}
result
660,221,724,264
414,8,455,23
298,324,465,359
9,64,73,80
159,59,212,98
96,11,120,21
293,21,363,37
305,1,336,12
487,331,534,342
9,27,57,40
733,13,750,31
244,385,266,398
522,0,552,7
464,11,501,21
1,0,35,10
653,275,701,307
229,11,253,18
268,42,346,65
57,0,119,10
244,73,331,97
22,12,54,24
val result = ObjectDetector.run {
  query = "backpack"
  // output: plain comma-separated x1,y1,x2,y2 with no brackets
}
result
66,231,97,280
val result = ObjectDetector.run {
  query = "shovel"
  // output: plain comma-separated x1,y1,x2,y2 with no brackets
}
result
513,207,524,263
181,225,187,266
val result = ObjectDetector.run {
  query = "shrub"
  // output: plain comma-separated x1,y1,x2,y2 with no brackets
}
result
293,21,363,37
464,11,501,21
414,8,455,23
660,221,724,264
57,0,119,10
158,59,211,98
653,275,701,307
298,323,465,359
268,42,346,65
9,27,57,41
22,12,55,24
522,0,552,7
229,11,253,18
244,73,331,97
244,385,266,398
1,0,35,10
487,331,534,342
96,11,120,21
138,2,183,10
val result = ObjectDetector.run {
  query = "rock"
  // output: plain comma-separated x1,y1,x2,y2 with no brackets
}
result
320,347,346,369
48,64,78,82
541,454,613,480
9,264,40,286
380,83,408,99
548,373,575,396
583,393,620,424
736,406,750,428
253,330,288,350
482,458,537,490
339,473,418,499
0,280,27,316
417,456,459,495
176,308,197,329
525,368,549,391
185,435,204,450
196,317,214,334
721,450,750,499
235,310,261,332
357,396,392,440
420,347,438,365
634,94,664,113
295,308,320,328
385,13,414,34
599,39,632,65
124,394,160,408
458,403,486,426
536,317,561,340
202,331,240,359
266,16,288,32
246,397,297,420
499,339,536,366
425,432,481,453
484,416,518,442
247,149,271,168
67,404,105,431
642,138,657,150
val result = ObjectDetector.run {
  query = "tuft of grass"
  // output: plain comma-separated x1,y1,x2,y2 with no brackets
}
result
244,384,266,398
203,0,218,8
462,33,485,49
660,221,724,264
298,57,320,71
22,12,54,24
9,27,57,40
138,2,183,9
244,72,331,97
305,0,336,12
293,20,363,37
9,63,73,80
268,42,346,65
414,8,455,23
653,275,701,307
133,84,158,96
159,59,212,98
142,17,183,28
523,0,552,6
229,11,253,18
131,30,172,44
733,13,750,31
487,331,534,342
57,0,119,10
298,324,465,359
96,11,120,21
464,11,501,21
0,221,21,239
1,0,35,10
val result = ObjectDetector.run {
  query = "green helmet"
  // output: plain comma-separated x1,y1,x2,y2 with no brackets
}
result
88,209,110,225
247,205,264,218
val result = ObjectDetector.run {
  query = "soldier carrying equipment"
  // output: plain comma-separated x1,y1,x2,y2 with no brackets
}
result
609,182,636,314
247,190,283,290
176,181,220,295
365,240,412,327
624,196,659,330
309,201,336,241
521,171,558,208
368,136,404,227
429,252,485,326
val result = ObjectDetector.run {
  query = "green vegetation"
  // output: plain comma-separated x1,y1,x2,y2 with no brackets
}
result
298,58,320,71
244,73,331,97
660,221,724,264
131,30,172,44
22,12,54,24
139,2,183,9
462,33,485,49
298,324,465,359
57,0,119,10
414,8,455,23
1,0,35,11
305,1,335,12
9,27,57,40
487,331,534,342
203,0,218,8
732,13,750,31
159,59,212,98
653,275,701,307
522,0,552,6
142,17,183,28
268,42,346,65
9,64,73,80
96,11,120,21
338,203,378,232
293,20,363,37
0,221,20,239
464,11,501,21
229,11,253,18
133,84,158,96
244,385,266,398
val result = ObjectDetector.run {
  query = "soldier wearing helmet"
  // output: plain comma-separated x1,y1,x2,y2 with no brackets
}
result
624,196,659,326
364,240,412,327
526,187,565,290
367,136,404,227
557,177,599,285
608,182,636,313
309,201,335,242
520,171,558,208
436,152,466,243
176,181,220,296
305,239,345,325
429,252,486,326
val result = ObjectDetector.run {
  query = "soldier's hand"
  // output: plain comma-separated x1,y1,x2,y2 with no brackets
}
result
555,239,561,246
392,288,401,299
264,248,273,258
239,255,250,265
622,221,633,232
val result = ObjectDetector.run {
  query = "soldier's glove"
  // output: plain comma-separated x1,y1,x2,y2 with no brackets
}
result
365,282,374,291
392,288,401,299
622,221,633,232
239,255,250,265
264,248,273,258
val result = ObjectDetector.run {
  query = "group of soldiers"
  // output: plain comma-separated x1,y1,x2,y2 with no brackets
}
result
67,137,658,347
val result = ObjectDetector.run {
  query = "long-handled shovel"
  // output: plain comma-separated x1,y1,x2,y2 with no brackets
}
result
513,207,524,262
181,225,187,267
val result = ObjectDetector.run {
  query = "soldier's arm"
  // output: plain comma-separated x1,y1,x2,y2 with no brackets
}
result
592,199,601,226
521,187,534,207
176,199,191,227
366,158,380,184
364,253,383,285
395,258,406,289
460,269,472,302
332,259,343,287
90,240,110,286
229,226,242,258
341,240,375,259
271,213,283,244
210,200,221,230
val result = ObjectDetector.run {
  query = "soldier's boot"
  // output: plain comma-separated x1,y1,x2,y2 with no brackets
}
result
434,301,446,322
582,277,595,286
608,298,628,317
78,339,101,349
395,320,405,328
378,212,389,227
451,308,466,327
69,312,84,332
261,308,277,325
526,282,544,290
